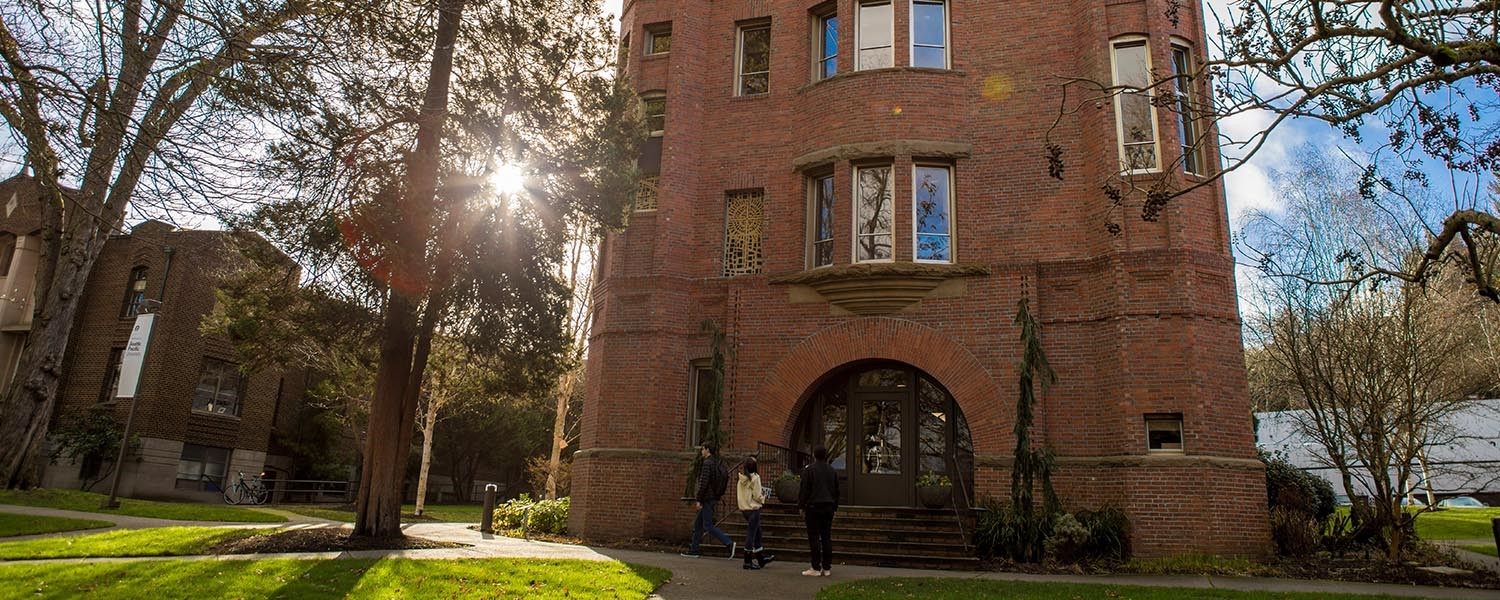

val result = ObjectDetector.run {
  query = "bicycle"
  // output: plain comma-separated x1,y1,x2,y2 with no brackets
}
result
223,471,269,505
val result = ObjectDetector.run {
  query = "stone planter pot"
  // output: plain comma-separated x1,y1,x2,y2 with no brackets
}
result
775,479,800,503
917,485,952,509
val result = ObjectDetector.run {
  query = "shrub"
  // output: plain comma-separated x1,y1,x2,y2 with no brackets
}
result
774,471,799,484
916,473,951,487
974,499,1056,562
491,494,570,536
1076,506,1131,561
1262,452,1335,520
1269,506,1320,556
1044,513,1091,562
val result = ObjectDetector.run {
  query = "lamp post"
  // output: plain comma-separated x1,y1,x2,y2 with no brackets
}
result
99,300,160,509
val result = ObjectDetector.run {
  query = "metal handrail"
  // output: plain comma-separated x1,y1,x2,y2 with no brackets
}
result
948,450,975,551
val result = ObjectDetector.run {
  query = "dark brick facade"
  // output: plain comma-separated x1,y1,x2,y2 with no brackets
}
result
572,0,1270,557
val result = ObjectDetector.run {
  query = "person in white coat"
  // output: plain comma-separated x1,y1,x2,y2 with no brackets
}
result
736,457,776,570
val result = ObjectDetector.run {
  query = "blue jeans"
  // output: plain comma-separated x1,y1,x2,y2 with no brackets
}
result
743,509,762,551
690,500,732,553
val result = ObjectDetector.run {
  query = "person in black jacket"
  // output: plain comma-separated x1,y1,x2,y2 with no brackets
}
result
681,442,736,558
798,446,839,576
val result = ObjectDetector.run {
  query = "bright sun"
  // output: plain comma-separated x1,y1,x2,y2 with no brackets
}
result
489,163,527,197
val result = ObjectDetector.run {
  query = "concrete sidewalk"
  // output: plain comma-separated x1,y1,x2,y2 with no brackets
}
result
3,521,1499,599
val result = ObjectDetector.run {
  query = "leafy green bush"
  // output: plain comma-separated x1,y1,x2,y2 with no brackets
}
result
1262,452,1335,520
1075,506,1131,561
915,473,951,487
1269,506,1320,556
974,500,1056,562
492,495,570,535
774,471,799,484
1043,513,1090,562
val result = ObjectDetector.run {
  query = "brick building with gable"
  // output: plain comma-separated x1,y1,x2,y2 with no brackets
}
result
572,0,1270,558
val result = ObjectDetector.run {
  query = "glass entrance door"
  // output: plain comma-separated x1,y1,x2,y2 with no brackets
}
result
852,390,909,505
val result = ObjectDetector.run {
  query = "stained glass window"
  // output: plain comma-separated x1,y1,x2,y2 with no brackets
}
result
810,174,835,268
914,166,952,262
855,166,892,262
635,176,659,211
723,190,765,276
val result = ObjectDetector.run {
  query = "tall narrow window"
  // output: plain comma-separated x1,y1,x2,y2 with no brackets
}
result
193,357,244,417
120,266,148,318
0,234,15,277
856,2,893,70
1112,38,1159,172
642,95,666,136
737,23,772,96
809,174,835,268
913,165,952,263
688,364,714,447
1172,44,1203,175
723,190,765,276
645,23,672,55
854,166,893,262
99,347,124,403
911,0,948,69
816,11,838,80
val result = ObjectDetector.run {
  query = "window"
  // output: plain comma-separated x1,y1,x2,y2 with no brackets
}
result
688,364,715,447
1146,414,1184,452
635,176,659,211
193,357,244,417
1171,44,1203,175
176,443,231,487
1111,38,1159,172
723,190,765,276
809,174,836,268
99,347,124,403
854,166,893,262
815,10,838,80
856,2,893,70
736,23,771,96
642,95,665,136
120,266,148,318
910,0,948,69
645,23,671,55
913,165,952,263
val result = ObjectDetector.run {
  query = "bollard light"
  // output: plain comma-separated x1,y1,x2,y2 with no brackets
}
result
481,483,499,534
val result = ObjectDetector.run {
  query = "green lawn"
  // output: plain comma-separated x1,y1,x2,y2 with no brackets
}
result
0,526,269,559
277,504,482,523
816,578,1412,600
1458,544,1499,557
0,512,111,538
0,558,670,599
0,489,285,523
1413,507,1500,540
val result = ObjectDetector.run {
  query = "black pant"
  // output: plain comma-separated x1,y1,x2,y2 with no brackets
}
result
803,505,834,570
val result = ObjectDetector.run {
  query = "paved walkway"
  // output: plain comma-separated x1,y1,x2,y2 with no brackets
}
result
3,506,1499,599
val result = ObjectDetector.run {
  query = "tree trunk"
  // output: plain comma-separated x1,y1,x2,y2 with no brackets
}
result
414,401,439,515
350,0,465,538
544,371,573,500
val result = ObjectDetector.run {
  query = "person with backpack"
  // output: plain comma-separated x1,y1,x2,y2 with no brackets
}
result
736,457,775,570
799,445,839,576
681,442,736,558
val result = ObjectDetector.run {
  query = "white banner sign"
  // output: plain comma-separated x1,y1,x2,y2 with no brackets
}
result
115,313,156,398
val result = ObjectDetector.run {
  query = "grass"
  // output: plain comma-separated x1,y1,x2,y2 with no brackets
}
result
0,512,111,538
815,578,1414,600
1125,554,1262,576
277,504,483,523
1458,544,1498,557
1412,507,1500,540
0,558,670,599
0,489,285,523
0,526,270,559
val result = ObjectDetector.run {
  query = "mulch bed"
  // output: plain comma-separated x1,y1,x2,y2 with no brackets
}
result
208,529,467,555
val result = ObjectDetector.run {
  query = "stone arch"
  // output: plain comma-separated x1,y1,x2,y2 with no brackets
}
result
751,317,1009,454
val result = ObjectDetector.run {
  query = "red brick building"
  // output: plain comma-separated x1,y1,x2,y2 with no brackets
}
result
572,0,1269,557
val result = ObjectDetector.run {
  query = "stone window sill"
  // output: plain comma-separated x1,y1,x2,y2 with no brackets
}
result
769,262,989,315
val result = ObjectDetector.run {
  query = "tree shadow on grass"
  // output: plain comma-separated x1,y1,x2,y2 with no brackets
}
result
264,558,375,599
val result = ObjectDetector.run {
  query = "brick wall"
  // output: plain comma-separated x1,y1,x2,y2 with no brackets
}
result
573,0,1270,556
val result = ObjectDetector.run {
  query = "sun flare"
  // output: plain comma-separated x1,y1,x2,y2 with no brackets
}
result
489,163,527,197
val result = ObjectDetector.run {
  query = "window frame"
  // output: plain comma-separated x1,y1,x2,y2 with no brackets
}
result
644,22,672,56
909,0,950,69
1170,40,1203,176
722,189,767,276
193,357,244,418
852,164,895,264
687,362,715,448
120,266,148,318
807,172,836,269
812,7,838,81
641,94,666,137
176,443,232,488
1145,414,1185,453
855,1,894,71
1109,36,1161,174
911,163,954,264
735,21,773,97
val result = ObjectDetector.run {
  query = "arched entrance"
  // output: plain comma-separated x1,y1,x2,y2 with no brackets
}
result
791,362,974,507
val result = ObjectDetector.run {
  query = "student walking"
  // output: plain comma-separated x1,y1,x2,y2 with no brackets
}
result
798,446,839,576
681,442,736,558
736,458,776,570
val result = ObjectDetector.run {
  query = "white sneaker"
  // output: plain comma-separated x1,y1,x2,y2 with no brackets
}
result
801,568,821,577
821,570,831,577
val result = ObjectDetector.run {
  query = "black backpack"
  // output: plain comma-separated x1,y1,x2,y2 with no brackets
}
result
709,459,729,498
